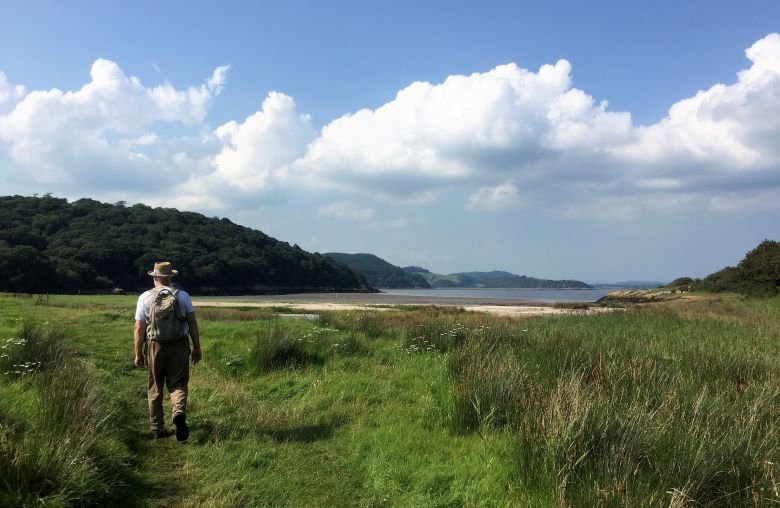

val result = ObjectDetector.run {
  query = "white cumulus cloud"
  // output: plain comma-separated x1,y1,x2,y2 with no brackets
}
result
2,33,779,221
212,92,316,190
617,34,780,173
0,59,228,191
292,59,632,198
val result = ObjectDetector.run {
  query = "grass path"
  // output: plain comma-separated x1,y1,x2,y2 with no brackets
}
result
138,437,189,506
0,297,195,506
33,296,506,506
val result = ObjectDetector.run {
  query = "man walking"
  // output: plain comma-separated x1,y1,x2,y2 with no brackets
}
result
134,261,202,441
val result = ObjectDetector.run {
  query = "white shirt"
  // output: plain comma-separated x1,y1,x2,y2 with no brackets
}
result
135,286,195,336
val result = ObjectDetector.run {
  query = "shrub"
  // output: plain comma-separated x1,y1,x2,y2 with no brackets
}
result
446,336,534,433
247,325,323,374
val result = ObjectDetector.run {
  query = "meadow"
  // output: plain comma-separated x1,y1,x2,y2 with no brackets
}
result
0,293,778,507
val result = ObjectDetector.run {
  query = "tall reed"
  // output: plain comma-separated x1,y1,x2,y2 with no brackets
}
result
441,310,780,506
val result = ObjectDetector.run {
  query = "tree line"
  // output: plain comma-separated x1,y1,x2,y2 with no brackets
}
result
0,195,370,294
669,239,780,296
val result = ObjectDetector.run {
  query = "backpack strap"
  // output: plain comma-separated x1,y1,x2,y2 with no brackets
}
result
169,289,186,321
151,287,179,307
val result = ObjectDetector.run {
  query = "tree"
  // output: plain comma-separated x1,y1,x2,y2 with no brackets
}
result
0,195,370,293
0,245,55,292
737,240,780,295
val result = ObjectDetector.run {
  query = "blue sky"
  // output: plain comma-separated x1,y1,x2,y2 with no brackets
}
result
1,1,779,281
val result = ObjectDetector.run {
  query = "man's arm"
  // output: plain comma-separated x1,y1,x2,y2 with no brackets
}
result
187,313,202,364
134,320,146,367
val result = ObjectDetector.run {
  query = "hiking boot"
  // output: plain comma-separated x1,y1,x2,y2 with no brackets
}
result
173,413,189,442
152,429,171,439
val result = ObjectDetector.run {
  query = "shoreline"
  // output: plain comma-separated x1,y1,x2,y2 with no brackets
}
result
193,292,619,318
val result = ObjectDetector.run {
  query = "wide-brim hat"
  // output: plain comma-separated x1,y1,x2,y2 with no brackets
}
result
147,261,179,278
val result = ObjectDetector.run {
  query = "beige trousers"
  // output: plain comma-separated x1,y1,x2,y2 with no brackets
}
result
146,339,190,431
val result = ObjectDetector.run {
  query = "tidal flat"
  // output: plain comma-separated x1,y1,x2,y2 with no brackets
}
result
0,292,778,506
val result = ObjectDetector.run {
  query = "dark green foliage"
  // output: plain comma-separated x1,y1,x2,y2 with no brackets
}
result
694,239,780,296
402,265,430,274
0,195,369,293
666,276,694,292
325,252,431,288
0,245,56,292
737,239,780,294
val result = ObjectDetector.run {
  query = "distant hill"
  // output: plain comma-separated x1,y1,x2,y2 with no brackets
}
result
335,256,590,289
589,281,666,289
406,268,591,289
402,266,431,274
325,253,431,289
462,271,591,289
0,195,370,294
686,239,780,296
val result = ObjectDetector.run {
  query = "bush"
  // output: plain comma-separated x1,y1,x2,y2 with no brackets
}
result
247,325,323,374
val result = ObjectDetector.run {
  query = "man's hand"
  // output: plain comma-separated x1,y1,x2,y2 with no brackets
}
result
134,320,146,368
191,347,202,365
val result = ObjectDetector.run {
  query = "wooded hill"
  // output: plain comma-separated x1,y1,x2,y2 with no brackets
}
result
669,239,780,296
324,253,431,289
0,195,370,294
404,267,592,289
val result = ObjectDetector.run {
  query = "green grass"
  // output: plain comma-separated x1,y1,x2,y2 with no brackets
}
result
0,293,778,506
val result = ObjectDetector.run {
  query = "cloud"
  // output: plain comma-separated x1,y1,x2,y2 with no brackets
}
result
291,59,632,197
616,34,780,172
286,33,779,214
0,72,25,115
212,92,316,191
467,182,522,210
0,59,228,191
318,201,376,221
1,33,779,222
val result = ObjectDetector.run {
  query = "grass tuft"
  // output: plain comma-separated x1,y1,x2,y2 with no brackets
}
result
0,319,139,506
247,324,323,373
0,319,67,378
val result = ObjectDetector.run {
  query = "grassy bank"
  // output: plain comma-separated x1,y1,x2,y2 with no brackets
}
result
0,293,777,506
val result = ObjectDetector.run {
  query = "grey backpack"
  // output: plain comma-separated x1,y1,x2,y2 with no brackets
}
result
147,287,186,342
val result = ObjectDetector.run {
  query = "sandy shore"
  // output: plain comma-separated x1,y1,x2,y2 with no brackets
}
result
193,292,618,318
